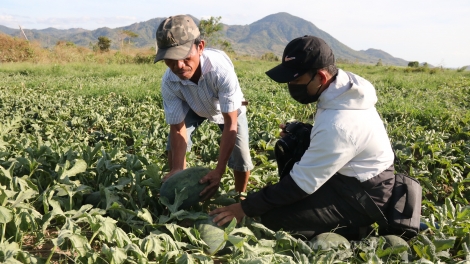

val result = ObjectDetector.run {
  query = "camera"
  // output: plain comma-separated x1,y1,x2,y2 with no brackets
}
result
276,121,313,178
283,121,302,134
278,121,303,154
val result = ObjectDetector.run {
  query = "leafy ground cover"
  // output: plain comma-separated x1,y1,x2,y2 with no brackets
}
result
0,61,469,263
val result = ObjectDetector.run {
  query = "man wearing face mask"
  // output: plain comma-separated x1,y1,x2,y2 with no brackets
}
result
210,35,395,240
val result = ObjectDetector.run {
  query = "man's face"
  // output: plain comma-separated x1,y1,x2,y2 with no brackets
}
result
164,42,204,80
289,72,322,96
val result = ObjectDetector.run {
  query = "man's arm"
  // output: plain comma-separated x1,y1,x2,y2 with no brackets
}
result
199,110,238,200
163,121,187,180
240,173,309,216
210,173,309,226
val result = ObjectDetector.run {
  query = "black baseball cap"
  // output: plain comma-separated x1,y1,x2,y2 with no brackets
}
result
266,35,335,83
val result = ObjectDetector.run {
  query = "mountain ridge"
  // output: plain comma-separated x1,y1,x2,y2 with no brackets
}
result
0,13,408,66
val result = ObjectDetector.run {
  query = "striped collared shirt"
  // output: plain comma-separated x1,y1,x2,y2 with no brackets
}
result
161,48,246,124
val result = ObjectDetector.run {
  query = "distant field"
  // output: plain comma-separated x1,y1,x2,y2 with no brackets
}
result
0,61,469,263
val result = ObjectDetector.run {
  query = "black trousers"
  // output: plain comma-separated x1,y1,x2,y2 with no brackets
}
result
259,165,395,240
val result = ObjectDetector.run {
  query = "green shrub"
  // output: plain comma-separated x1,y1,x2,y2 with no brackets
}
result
134,53,155,64
97,36,111,52
408,61,419,67
261,52,279,61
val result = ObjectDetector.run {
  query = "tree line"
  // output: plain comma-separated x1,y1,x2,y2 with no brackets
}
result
96,16,231,53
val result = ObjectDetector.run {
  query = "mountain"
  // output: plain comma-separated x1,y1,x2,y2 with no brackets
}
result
0,13,408,66
361,48,413,66
222,13,408,65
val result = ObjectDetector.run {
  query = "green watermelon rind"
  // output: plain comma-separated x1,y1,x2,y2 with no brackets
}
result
382,235,410,249
159,167,211,210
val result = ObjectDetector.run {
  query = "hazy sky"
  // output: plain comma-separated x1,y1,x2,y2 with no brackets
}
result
1,0,469,68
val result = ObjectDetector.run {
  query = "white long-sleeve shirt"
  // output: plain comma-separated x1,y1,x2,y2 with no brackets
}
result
291,69,394,194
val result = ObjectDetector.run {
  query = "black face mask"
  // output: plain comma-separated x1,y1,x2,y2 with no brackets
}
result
288,75,322,104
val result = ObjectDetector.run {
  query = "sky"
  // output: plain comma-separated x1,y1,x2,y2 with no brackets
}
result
1,0,469,68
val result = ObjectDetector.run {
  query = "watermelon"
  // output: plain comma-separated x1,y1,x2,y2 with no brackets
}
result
159,167,211,210
383,235,409,249
195,216,226,255
310,232,350,250
384,235,410,248
383,235,410,259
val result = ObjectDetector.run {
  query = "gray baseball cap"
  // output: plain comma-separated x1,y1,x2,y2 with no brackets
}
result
154,15,200,63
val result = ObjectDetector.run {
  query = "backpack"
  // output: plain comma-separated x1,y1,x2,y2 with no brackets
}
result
378,172,422,240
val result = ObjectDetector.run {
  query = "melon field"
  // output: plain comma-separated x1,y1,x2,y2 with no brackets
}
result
0,60,470,263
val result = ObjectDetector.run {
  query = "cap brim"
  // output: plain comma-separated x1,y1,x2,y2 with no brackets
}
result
154,40,194,63
265,64,308,83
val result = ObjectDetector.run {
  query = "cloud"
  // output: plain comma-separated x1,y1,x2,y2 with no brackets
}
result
0,14,142,30
0,14,32,28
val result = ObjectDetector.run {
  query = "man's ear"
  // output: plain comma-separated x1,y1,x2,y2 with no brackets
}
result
197,40,205,54
317,70,328,84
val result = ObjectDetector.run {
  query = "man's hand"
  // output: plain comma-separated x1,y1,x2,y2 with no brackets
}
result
279,123,288,138
209,203,246,227
162,169,183,182
199,170,223,201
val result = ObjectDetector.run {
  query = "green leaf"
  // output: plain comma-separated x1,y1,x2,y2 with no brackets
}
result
249,222,276,238
0,188,16,206
0,161,16,181
145,163,161,189
113,227,132,248
377,245,409,258
123,243,147,262
0,205,13,223
137,208,153,224
68,233,91,257
165,223,182,241
230,226,256,238
433,238,456,252
96,215,118,242
141,233,179,256
227,234,245,249
57,230,91,257
140,234,164,256
224,217,237,234
456,206,470,221
101,244,127,264
0,241,21,262
445,197,456,220
61,159,87,179
176,252,195,264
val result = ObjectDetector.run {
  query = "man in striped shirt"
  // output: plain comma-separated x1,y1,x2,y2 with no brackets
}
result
154,15,253,201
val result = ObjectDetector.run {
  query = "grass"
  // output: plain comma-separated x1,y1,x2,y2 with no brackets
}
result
0,62,166,100
2,60,469,127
